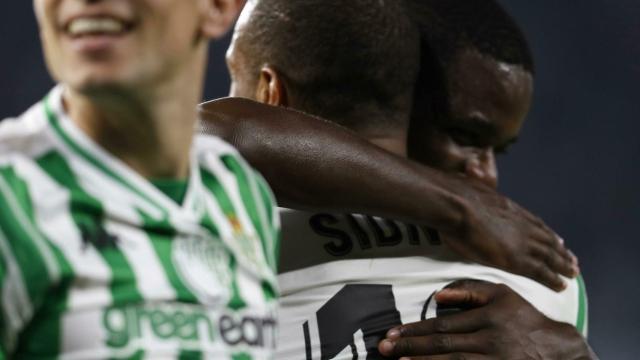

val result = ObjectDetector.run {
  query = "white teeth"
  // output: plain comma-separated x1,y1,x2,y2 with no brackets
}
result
68,18,125,36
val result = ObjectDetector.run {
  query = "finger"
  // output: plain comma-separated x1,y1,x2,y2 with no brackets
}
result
532,228,580,275
568,249,580,267
436,279,501,306
388,306,492,339
528,226,577,274
529,241,578,279
379,333,488,357
522,214,565,251
523,258,567,292
399,354,490,360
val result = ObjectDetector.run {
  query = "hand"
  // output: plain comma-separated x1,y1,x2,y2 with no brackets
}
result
378,280,598,360
439,176,579,291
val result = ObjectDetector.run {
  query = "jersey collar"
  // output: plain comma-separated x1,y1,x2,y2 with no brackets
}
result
43,85,206,226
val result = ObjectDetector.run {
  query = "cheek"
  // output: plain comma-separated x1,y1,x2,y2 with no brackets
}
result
144,3,201,58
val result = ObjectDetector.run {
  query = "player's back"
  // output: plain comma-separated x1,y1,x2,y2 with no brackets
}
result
276,208,587,359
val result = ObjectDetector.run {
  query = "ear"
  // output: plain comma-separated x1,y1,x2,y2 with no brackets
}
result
255,66,289,107
200,0,246,39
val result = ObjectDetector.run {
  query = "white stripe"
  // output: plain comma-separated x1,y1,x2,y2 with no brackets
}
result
236,267,266,310
0,175,61,283
61,308,106,359
308,315,322,360
12,158,113,311
103,218,176,301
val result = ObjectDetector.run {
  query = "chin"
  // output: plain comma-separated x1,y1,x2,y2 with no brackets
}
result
64,66,144,97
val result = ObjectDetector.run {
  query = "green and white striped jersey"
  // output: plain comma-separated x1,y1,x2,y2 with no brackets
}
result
0,86,280,359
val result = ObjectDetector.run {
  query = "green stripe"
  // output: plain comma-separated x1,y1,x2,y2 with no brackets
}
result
0,168,50,306
43,96,167,218
219,156,270,264
232,353,251,360
576,274,588,336
200,210,246,311
178,350,202,359
255,176,279,270
109,349,144,360
200,168,238,219
227,256,247,311
0,252,8,349
0,166,74,356
15,247,72,357
0,171,60,283
139,211,198,303
36,151,143,306
261,281,277,302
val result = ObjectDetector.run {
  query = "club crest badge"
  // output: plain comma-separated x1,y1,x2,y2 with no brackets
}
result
172,233,233,305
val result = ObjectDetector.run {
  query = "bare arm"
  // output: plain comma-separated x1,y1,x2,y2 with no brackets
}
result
379,280,598,360
199,98,465,231
198,97,578,291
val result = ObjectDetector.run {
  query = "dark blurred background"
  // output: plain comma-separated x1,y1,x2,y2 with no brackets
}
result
1,1,638,358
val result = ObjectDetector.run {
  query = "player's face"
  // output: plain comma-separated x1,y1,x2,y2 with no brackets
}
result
408,50,533,189
33,0,227,93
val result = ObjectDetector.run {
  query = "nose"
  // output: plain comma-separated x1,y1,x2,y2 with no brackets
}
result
464,149,498,188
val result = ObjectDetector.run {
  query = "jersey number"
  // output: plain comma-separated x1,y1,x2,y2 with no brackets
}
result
303,284,401,359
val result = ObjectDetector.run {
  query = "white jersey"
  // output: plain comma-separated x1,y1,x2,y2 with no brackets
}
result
0,86,280,359
276,209,587,359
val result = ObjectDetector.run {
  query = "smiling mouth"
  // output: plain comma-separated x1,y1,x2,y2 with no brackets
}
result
65,17,134,38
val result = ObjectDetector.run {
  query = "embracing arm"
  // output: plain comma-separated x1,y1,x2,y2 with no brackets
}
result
199,98,465,231
198,97,578,291
379,280,598,360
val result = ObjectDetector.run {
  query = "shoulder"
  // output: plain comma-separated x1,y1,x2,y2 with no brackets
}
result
0,101,52,163
193,133,240,157
193,133,262,180
194,133,277,209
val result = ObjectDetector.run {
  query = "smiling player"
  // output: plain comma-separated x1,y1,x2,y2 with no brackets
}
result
0,0,280,358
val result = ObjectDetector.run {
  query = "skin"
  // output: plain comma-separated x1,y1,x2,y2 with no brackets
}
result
224,5,577,290
33,0,243,179
215,3,594,358
409,49,533,189
226,10,412,157
380,280,598,359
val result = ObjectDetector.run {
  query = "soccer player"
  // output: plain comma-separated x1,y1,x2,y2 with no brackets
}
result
202,7,578,295
0,0,280,358
200,0,595,358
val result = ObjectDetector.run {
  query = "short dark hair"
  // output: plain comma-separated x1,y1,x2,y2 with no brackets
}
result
408,0,535,75
236,0,420,133
404,0,534,127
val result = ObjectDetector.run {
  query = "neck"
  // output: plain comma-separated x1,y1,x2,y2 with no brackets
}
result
64,53,207,179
